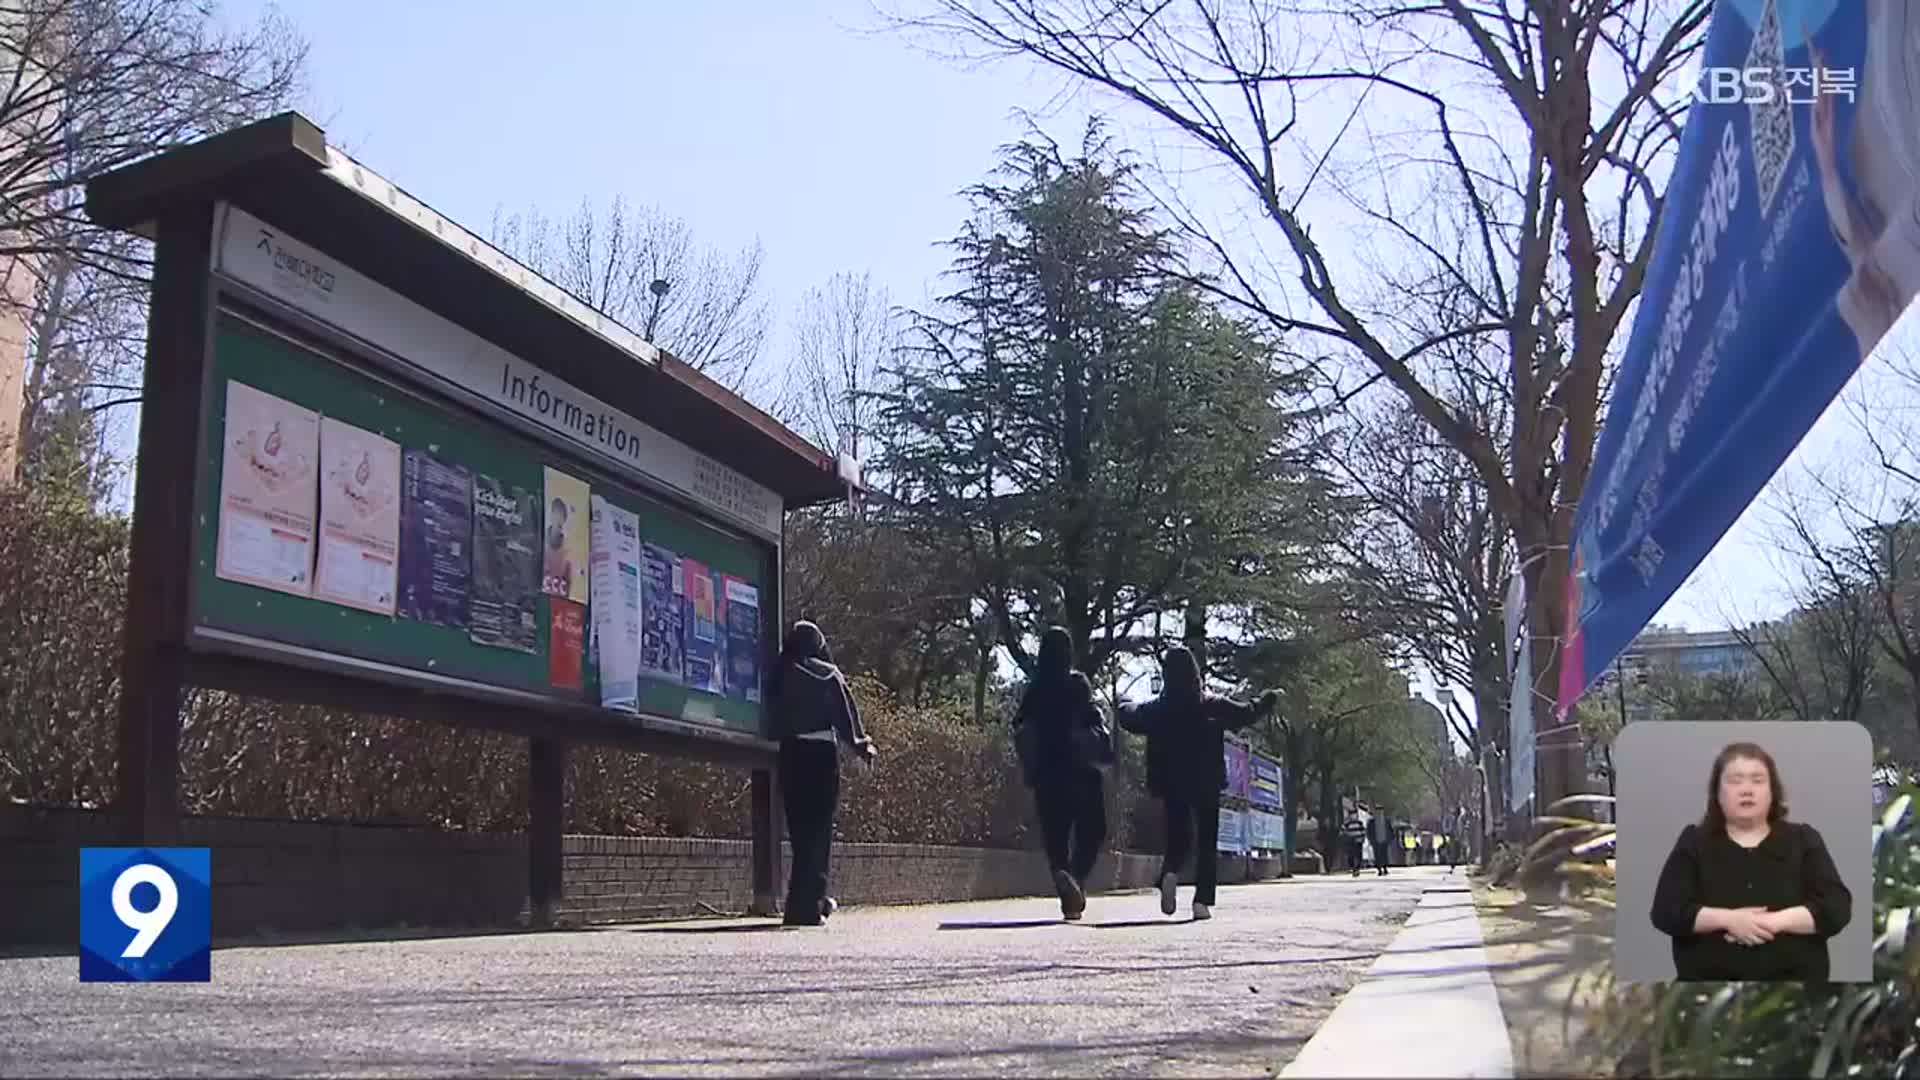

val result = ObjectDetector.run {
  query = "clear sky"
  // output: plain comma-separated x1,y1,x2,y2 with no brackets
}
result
210,0,1894,657
227,0,1100,348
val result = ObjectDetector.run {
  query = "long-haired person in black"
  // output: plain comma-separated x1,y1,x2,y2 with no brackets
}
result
1118,646,1277,921
1650,741,1852,980
1012,626,1113,921
767,620,876,928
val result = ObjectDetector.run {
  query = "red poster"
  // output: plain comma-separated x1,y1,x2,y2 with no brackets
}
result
549,599,586,691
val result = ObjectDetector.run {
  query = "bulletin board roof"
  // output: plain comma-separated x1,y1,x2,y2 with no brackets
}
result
84,111,848,509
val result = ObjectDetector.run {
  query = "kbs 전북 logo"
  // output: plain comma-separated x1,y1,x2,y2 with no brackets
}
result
78,847,212,982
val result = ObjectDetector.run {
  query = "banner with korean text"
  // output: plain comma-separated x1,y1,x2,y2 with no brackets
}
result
1561,0,1902,713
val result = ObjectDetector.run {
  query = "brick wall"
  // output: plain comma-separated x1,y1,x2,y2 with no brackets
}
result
3,805,1290,947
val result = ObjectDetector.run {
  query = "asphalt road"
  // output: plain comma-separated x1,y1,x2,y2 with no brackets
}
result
1,867,1441,1077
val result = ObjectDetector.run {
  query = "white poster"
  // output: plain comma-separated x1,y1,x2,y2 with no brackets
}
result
1248,809,1286,852
216,381,319,597
1215,807,1247,855
589,495,642,714
313,417,401,616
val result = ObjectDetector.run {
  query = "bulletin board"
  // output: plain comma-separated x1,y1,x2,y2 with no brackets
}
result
188,310,772,733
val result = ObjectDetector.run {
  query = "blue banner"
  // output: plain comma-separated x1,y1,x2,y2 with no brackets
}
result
1562,0,1904,711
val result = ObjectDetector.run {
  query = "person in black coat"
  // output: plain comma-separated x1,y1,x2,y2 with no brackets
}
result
1013,626,1111,921
1367,810,1394,876
1650,741,1853,980
768,621,876,928
1117,646,1277,921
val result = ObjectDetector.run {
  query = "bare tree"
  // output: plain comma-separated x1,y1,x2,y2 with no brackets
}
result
1763,486,1880,731
490,196,771,397
781,270,897,464
1334,383,1514,806
0,0,306,485
892,0,1713,811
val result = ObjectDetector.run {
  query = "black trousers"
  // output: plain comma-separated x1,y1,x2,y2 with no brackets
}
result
1035,771,1106,883
1161,794,1222,905
779,738,841,920
1344,838,1364,873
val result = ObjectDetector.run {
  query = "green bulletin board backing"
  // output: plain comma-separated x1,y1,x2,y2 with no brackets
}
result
191,312,769,733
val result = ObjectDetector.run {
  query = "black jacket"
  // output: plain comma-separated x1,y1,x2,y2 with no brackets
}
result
768,623,871,750
1116,648,1273,800
1013,670,1106,783
1650,820,1852,981
1368,813,1393,847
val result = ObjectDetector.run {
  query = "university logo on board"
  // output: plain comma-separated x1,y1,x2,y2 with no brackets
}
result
78,847,212,982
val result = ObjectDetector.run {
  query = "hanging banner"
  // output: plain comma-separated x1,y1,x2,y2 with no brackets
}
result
1561,0,1897,714
1509,571,1536,815
1505,630,1536,807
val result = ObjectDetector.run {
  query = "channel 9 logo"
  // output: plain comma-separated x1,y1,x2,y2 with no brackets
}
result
78,847,212,982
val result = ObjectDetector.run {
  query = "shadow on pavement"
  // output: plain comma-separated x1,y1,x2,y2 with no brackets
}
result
625,922,788,934
936,918,1065,931
1088,918,1194,929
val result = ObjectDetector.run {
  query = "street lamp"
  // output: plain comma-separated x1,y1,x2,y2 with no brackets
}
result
644,278,671,341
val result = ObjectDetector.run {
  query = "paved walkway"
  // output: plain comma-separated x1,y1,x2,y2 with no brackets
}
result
1282,868,1514,1078
1,869,1441,1077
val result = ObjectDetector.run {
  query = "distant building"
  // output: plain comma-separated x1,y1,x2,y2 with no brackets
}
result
1585,626,1762,724
0,3,47,484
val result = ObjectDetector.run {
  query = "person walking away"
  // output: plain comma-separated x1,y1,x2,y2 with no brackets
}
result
1117,646,1278,920
768,621,876,927
1368,810,1393,876
1341,809,1367,878
1012,626,1113,921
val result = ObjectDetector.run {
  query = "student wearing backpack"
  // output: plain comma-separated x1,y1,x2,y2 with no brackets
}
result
1012,626,1114,921
1117,646,1278,920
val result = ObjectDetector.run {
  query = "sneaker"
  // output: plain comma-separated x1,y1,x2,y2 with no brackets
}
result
1160,872,1178,916
1054,869,1087,920
820,897,839,921
1192,902,1212,921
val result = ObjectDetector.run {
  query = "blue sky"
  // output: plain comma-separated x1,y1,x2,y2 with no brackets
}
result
228,0,1098,360
209,0,1879,658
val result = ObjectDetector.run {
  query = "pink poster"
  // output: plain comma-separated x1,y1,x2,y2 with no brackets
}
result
216,380,319,597
313,416,401,616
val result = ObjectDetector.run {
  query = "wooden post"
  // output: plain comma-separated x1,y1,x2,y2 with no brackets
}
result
528,737,566,927
114,206,216,848
749,765,782,916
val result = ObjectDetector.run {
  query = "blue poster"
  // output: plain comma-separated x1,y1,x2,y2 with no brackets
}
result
638,542,685,685
1250,754,1283,810
721,574,761,704
1562,0,1905,711
397,449,471,628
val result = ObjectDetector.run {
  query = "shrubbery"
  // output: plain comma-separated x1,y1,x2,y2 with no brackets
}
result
0,488,1150,851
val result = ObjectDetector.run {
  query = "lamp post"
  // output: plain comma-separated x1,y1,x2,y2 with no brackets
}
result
644,278,670,341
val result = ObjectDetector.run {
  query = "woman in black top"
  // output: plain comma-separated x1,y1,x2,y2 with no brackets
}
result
767,621,876,928
1649,741,1852,980
1117,646,1277,921
1012,627,1110,921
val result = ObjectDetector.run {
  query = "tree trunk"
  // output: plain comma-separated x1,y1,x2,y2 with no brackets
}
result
1523,536,1590,824
1184,603,1207,674
973,639,991,726
1282,728,1304,878
1315,763,1340,874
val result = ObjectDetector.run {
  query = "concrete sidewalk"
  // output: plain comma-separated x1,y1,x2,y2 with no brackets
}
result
1281,868,1514,1079
1,869,1429,1077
